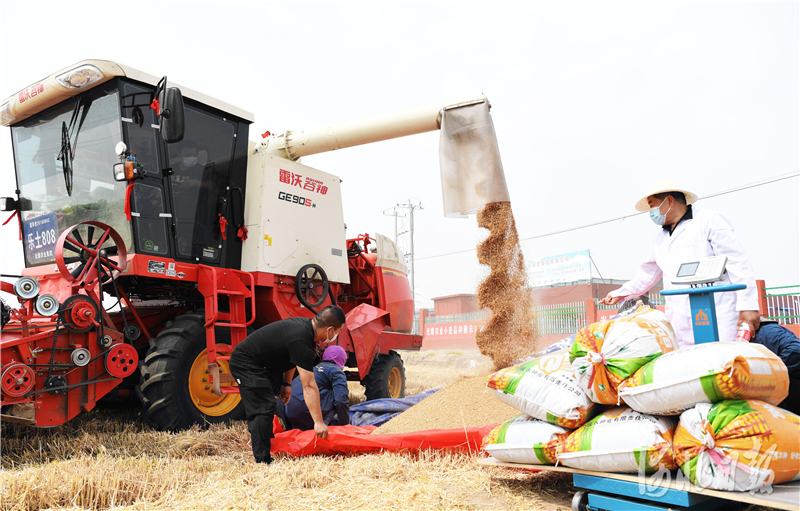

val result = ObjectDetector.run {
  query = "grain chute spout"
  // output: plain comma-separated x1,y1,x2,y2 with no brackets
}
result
256,96,510,218
438,100,510,218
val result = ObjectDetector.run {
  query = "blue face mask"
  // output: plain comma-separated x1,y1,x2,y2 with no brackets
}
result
649,199,671,226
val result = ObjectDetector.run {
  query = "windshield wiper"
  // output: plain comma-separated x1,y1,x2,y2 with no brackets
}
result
56,98,93,197
58,122,73,195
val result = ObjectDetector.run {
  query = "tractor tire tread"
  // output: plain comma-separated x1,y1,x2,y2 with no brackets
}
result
362,350,405,401
136,311,243,431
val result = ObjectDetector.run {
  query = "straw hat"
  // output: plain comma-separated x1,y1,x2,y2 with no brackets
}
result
634,179,698,212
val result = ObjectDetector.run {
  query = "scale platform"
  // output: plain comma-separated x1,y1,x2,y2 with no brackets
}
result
478,458,800,510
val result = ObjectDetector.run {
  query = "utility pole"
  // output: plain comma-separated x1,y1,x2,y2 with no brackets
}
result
395,199,423,307
382,206,404,245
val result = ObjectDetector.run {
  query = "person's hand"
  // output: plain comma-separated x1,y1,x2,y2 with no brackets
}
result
600,293,622,306
314,421,330,439
738,311,760,333
279,385,291,404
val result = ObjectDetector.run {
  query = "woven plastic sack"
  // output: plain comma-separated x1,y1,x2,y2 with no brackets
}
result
620,342,789,415
558,406,678,473
569,307,678,405
482,415,571,465
673,400,800,491
487,350,600,429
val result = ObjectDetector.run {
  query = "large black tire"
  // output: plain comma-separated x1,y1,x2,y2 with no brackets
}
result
137,312,245,430
362,350,406,400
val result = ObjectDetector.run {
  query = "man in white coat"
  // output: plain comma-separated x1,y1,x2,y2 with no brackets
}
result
601,179,760,348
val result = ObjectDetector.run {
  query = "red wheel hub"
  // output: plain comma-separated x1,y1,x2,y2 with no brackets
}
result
1,363,35,398
69,301,98,330
105,343,138,378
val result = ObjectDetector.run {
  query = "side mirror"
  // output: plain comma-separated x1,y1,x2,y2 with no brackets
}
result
0,197,16,211
113,161,141,182
160,87,185,143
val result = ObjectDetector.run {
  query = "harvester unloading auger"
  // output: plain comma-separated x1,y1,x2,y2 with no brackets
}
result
0,59,509,430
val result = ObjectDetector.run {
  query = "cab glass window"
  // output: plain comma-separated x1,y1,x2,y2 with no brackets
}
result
11,85,131,267
167,106,235,262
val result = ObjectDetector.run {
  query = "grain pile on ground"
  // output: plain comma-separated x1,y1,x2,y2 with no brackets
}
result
372,373,519,434
348,350,495,406
1,412,575,510
0,352,581,510
476,201,540,369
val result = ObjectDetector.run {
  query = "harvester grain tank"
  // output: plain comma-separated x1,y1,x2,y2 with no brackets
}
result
0,59,509,430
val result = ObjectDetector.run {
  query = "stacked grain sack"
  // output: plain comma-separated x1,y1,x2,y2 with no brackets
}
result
618,335,798,490
483,348,597,465
484,308,677,469
483,306,800,492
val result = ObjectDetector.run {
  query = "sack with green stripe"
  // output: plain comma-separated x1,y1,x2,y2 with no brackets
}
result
557,406,678,473
482,415,570,464
486,350,599,429
569,307,678,405
674,400,800,491
619,342,789,416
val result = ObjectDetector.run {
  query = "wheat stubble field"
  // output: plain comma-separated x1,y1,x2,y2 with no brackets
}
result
0,351,575,511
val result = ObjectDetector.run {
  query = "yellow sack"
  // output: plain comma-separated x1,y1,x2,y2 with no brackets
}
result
570,307,678,405
674,400,800,491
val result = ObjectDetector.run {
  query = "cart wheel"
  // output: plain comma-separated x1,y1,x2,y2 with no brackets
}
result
571,490,589,511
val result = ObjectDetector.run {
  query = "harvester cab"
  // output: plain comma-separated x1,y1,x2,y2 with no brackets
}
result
0,60,510,430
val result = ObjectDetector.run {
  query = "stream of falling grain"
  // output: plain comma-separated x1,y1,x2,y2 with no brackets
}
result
475,202,538,370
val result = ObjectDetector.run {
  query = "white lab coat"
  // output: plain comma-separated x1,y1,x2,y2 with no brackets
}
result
610,208,758,347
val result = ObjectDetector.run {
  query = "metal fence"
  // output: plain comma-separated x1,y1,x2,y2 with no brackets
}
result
416,287,799,337
419,292,670,336
598,292,665,311
763,285,800,325
533,301,586,335
420,303,587,336
425,311,488,325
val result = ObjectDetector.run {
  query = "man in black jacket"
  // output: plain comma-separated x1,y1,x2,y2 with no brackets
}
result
229,305,346,463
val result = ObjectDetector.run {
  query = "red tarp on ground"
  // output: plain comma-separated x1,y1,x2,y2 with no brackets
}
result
270,419,497,457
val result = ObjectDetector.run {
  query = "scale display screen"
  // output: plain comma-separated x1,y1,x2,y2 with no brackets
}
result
671,256,728,285
677,262,700,277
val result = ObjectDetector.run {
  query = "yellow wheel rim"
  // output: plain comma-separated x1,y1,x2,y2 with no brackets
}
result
388,366,403,399
188,347,241,416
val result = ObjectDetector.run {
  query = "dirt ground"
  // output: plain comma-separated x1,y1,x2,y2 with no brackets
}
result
0,352,569,510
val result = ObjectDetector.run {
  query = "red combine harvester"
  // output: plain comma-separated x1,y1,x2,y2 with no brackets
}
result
0,60,509,430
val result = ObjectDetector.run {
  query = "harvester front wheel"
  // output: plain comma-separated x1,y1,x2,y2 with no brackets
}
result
137,312,244,430
362,350,406,400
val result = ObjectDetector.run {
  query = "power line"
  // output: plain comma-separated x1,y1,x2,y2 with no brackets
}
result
415,171,799,261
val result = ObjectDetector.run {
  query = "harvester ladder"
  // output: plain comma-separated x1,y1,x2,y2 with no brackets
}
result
197,265,255,395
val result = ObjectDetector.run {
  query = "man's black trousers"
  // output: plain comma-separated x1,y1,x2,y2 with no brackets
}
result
238,383,278,463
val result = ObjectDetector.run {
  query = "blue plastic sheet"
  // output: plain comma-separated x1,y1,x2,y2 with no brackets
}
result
349,388,440,427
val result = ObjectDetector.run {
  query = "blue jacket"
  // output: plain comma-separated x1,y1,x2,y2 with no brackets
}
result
753,322,800,379
284,361,350,430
